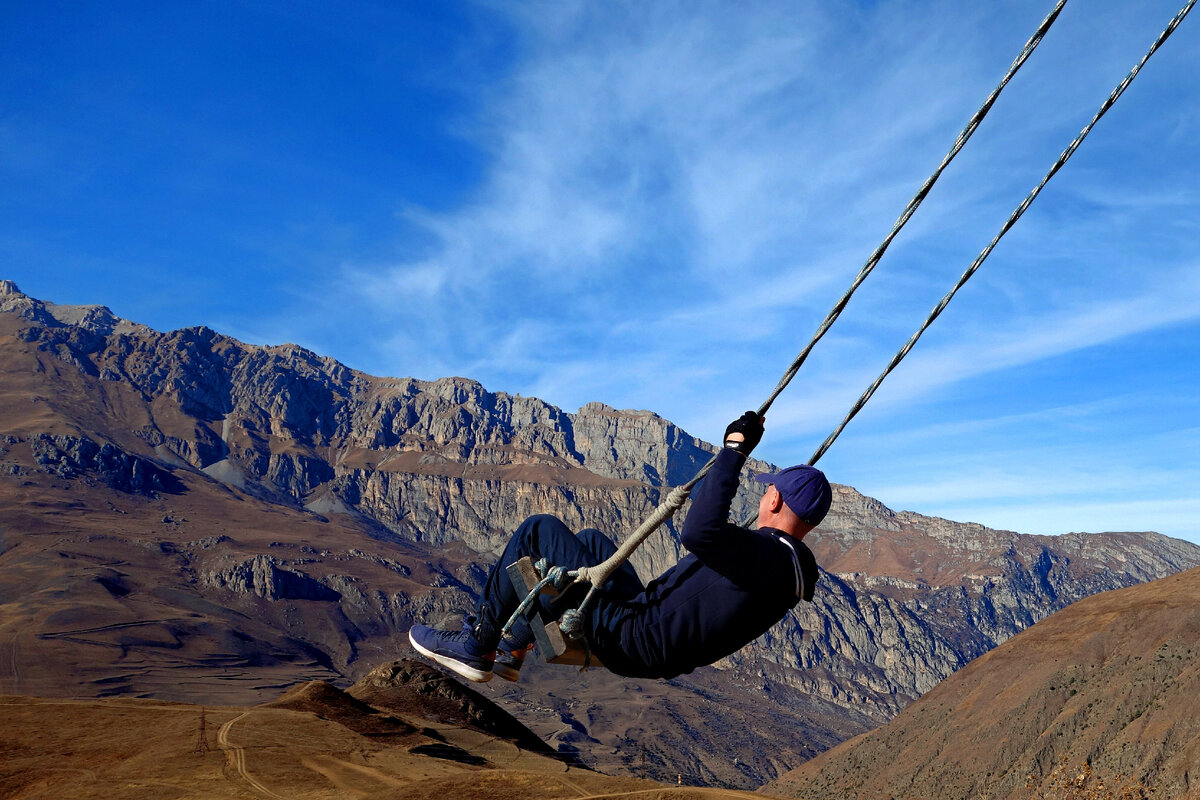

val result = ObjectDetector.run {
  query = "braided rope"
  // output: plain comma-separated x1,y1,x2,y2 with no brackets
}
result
573,485,695,589
501,0,1198,637
561,0,1071,603
756,0,1070,418
499,559,571,641
807,0,1197,467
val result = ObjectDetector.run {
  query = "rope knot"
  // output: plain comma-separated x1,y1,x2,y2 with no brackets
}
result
559,608,585,640
667,485,691,508
546,565,571,591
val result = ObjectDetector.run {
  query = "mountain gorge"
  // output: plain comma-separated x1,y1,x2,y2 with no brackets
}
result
2,280,1198,788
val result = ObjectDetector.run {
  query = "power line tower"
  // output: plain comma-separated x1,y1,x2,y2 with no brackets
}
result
194,707,210,755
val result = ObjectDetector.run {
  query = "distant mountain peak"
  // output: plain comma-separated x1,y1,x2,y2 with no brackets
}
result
0,278,149,337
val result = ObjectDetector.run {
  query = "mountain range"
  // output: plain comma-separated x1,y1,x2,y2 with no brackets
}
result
2,279,1197,788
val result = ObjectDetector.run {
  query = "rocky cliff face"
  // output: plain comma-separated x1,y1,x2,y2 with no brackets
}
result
2,279,1198,787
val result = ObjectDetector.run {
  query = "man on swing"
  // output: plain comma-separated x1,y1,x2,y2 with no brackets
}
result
409,412,828,682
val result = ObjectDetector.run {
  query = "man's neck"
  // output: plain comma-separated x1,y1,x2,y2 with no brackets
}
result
757,516,812,542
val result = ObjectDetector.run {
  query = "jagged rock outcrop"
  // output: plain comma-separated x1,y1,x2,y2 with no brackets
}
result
261,680,423,741
349,658,556,756
27,433,181,495
206,554,343,601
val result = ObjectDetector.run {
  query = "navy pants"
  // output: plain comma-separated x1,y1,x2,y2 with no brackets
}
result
478,514,644,653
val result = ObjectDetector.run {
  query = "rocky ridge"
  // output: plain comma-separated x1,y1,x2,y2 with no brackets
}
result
2,279,1199,787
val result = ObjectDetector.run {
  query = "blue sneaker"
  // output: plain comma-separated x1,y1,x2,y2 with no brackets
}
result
493,640,532,682
409,622,495,683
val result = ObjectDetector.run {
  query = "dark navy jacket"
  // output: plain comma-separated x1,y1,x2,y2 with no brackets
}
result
602,447,819,679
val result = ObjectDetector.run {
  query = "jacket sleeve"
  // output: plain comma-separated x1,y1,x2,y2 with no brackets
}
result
679,447,816,599
680,447,747,559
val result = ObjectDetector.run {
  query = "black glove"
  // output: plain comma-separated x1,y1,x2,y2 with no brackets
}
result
724,411,764,456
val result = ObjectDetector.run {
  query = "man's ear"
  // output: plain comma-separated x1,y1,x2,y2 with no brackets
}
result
766,485,785,513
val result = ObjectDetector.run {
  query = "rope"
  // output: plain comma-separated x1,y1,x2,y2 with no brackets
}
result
503,0,1197,641
755,0,1070,419
499,559,572,641
806,0,1197,467
560,0,1071,609
573,485,694,589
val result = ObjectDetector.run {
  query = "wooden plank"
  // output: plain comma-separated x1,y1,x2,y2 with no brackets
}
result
504,557,603,668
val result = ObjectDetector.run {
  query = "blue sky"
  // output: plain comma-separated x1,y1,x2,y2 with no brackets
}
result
3,1,1198,542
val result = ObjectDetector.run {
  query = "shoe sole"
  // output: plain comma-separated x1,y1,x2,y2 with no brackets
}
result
408,630,493,683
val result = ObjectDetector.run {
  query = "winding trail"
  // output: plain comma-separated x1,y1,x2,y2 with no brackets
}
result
301,754,407,797
216,711,289,800
3,632,19,689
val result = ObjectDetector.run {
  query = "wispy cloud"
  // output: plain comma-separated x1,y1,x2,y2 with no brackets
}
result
321,0,1200,540
8,0,1197,540
340,1,1011,397
839,260,1200,408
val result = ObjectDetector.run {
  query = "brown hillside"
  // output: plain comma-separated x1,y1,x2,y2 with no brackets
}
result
261,680,424,742
0,685,715,800
349,659,557,756
767,565,1200,799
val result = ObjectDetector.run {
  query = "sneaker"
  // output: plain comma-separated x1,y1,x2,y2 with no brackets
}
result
408,622,495,683
493,640,532,682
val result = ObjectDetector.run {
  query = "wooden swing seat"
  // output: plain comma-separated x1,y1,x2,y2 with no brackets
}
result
505,556,603,668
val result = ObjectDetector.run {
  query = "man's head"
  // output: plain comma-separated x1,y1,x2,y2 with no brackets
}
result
754,465,831,538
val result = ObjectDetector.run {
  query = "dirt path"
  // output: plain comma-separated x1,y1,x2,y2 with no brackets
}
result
301,754,407,797
2,693,768,800
217,711,290,800
552,773,592,796
2,631,19,689
36,618,185,638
